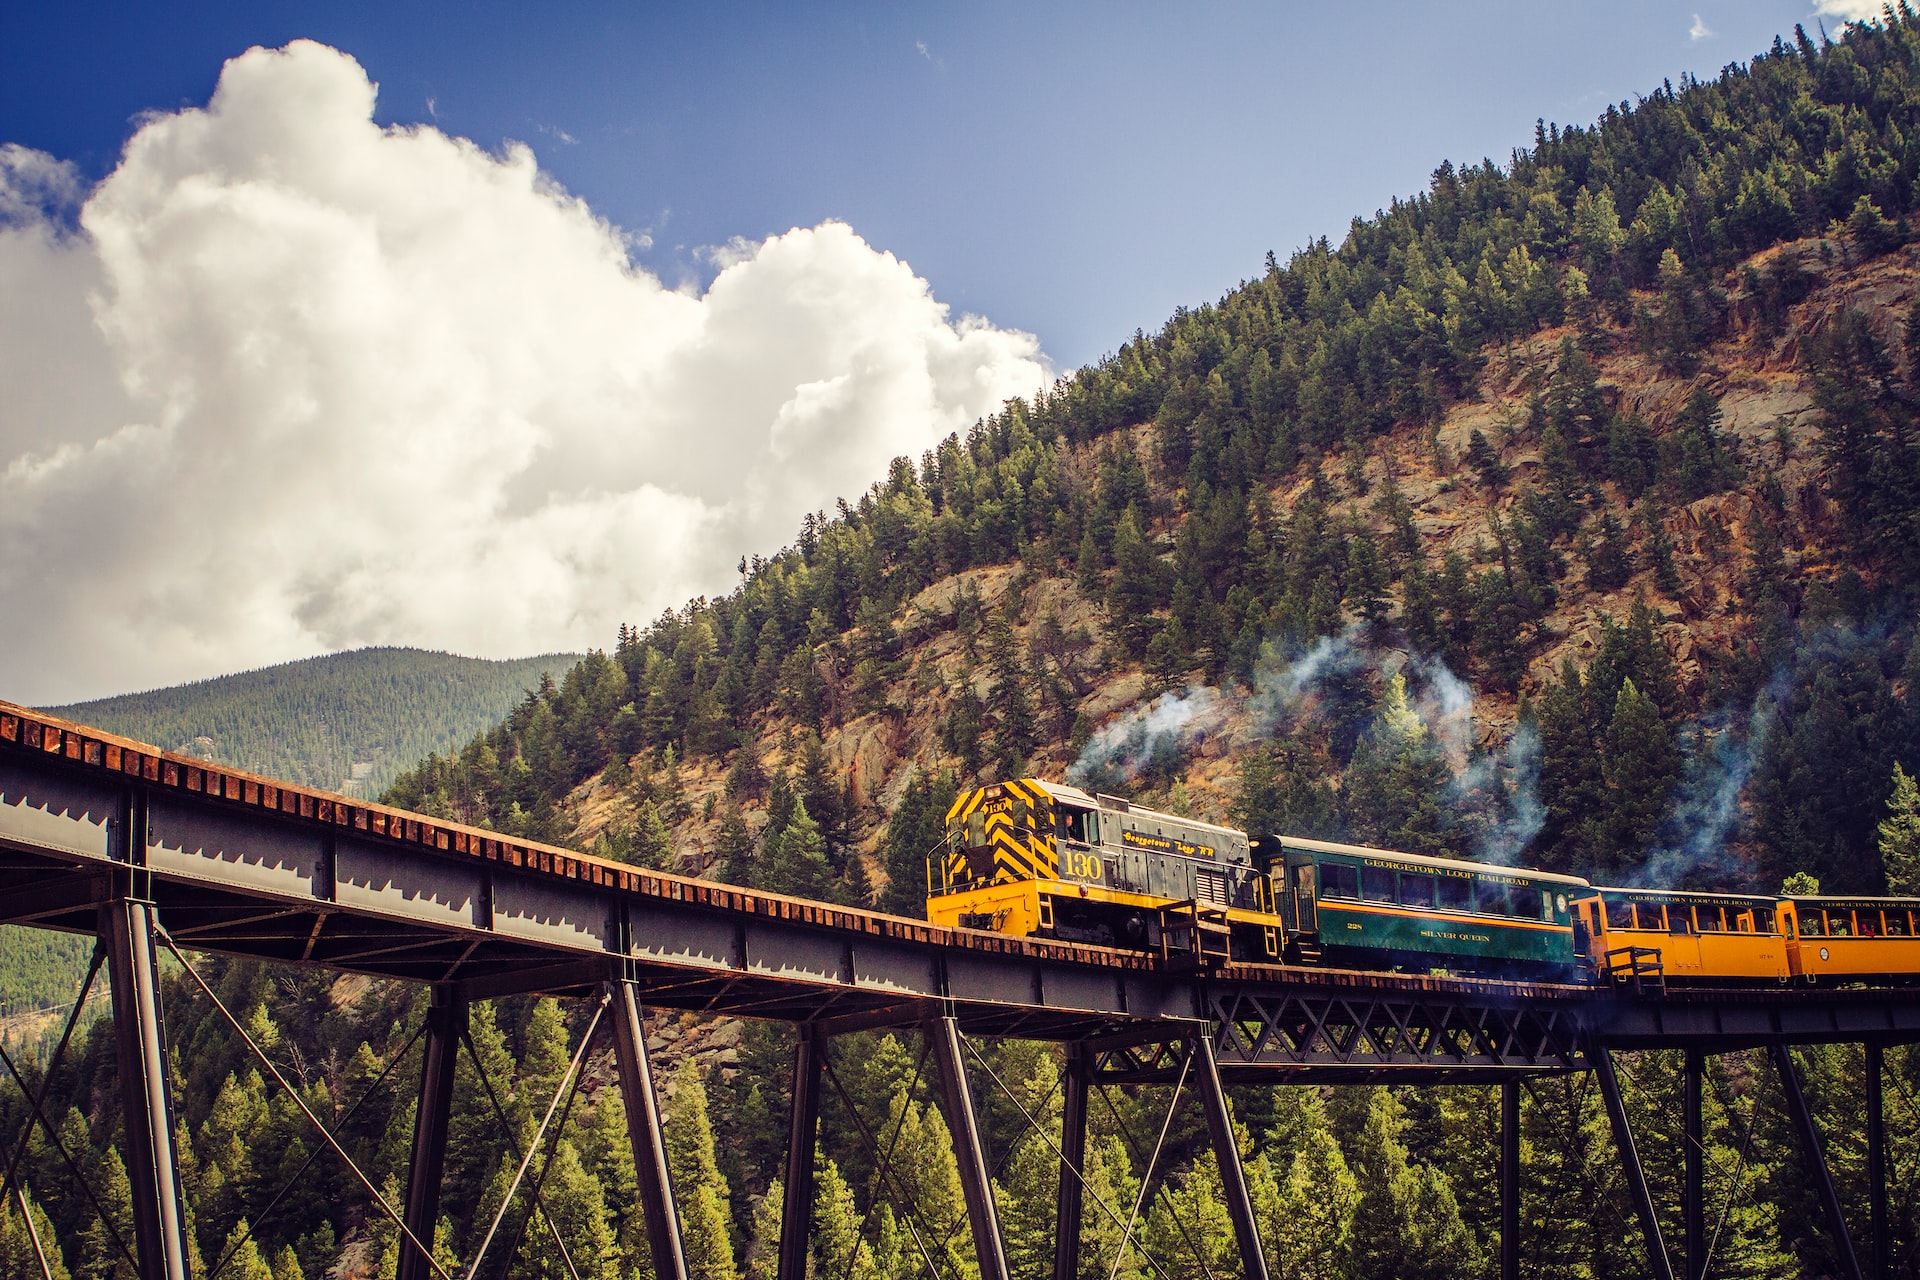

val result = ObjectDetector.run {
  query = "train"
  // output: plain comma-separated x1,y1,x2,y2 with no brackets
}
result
925,778,1920,985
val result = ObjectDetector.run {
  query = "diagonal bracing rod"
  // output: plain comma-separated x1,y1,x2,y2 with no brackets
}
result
156,924,453,1280
965,1040,1178,1280
458,1025,597,1277
1190,1032,1270,1280
1770,1043,1864,1280
1591,1042,1676,1280
609,977,691,1280
464,993,605,1280
929,1016,1011,1280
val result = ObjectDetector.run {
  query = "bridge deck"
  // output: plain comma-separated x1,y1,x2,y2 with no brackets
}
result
1,699,1917,1071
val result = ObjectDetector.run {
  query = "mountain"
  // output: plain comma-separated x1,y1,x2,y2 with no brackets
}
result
8,19,1920,1279
49,647,580,799
390,41,1920,906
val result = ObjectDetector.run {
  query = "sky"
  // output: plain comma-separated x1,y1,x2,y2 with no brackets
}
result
0,1,1887,703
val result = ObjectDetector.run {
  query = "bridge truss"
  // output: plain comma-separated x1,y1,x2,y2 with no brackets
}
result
1,701,1917,1280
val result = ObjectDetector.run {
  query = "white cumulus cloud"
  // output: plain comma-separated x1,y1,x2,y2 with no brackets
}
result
0,40,1049,704
1814,0,1889,21
1689,13,1713,41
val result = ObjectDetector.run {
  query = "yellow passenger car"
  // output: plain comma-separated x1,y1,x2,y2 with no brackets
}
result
1782,897,1920,982
1574,888,1791,983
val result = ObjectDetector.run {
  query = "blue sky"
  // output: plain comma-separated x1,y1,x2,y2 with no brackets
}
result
2,2,1869,369
0,1,1886,699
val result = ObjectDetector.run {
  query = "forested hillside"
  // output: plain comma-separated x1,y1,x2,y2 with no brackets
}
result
5,17,1920,1280
52,648,579,798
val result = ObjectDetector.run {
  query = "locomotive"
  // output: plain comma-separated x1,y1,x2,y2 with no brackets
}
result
925,778,1920,985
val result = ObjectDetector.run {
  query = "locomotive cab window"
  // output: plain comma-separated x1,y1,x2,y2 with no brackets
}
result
1361,867,1396,903
1059,806,1093,845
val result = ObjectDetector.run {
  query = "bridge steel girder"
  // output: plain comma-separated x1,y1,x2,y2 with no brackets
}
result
1591,1043,1676,1280
1771,1043,1864,1280
778,1024,824,1280
930,1016,1011,1280
1192,1032,1271,1280
399,987,465,1280
103,890,192,1280
1052,1042,1090,1280
1683,1050,1705,1280
1867,1041,1888,1280
1195,986,1590,1083
610,978,690,1280
1500,1081,1520,1280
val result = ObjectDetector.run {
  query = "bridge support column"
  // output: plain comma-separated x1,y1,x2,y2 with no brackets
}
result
1867,1041,1888,1280
399,987,465,1280
104,894,191,1280
1772,1043,1864,1280
1500,1081,1520,1280
778,1024,824,1280
1592,1044,1675,1280
610,978,690,1280
930,1016,1011,1280
1193,1032,1271,1280
1684,1049,1704,1280
1052,1041,1090,1280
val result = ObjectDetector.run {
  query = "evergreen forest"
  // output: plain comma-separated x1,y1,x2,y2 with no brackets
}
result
10,14,1920,1279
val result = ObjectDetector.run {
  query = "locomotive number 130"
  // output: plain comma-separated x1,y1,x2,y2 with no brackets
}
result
1062,850,1104,881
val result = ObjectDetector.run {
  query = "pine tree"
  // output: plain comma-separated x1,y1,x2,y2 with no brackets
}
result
1879,762,1920,894
1262,1128,1357,1280
667,1063,739,1280
716,801,754,885
758,799,832,899
1593,678,1678,877
630,800,674,870
0,1188,71,1280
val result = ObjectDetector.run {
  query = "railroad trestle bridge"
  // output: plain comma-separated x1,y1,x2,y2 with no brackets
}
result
0,700,1915,1280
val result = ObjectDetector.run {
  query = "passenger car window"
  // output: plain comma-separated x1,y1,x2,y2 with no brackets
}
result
1754,907,1774,935
1474,879,1510,915
1361,868,1396,902
1399,873,1436,908
1604,899,1633,930
1800,911,1824,937
1437,877,1471,912
1668,907,1693,935
1321,865,1359,900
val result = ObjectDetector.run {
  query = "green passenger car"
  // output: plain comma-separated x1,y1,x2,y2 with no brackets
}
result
1263,835,1590,976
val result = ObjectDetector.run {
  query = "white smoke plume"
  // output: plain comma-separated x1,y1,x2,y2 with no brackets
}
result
1067,687,1226,788
0,41,1050,704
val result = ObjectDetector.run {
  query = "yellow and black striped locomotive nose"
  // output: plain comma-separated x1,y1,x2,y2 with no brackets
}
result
946,779,1059,885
